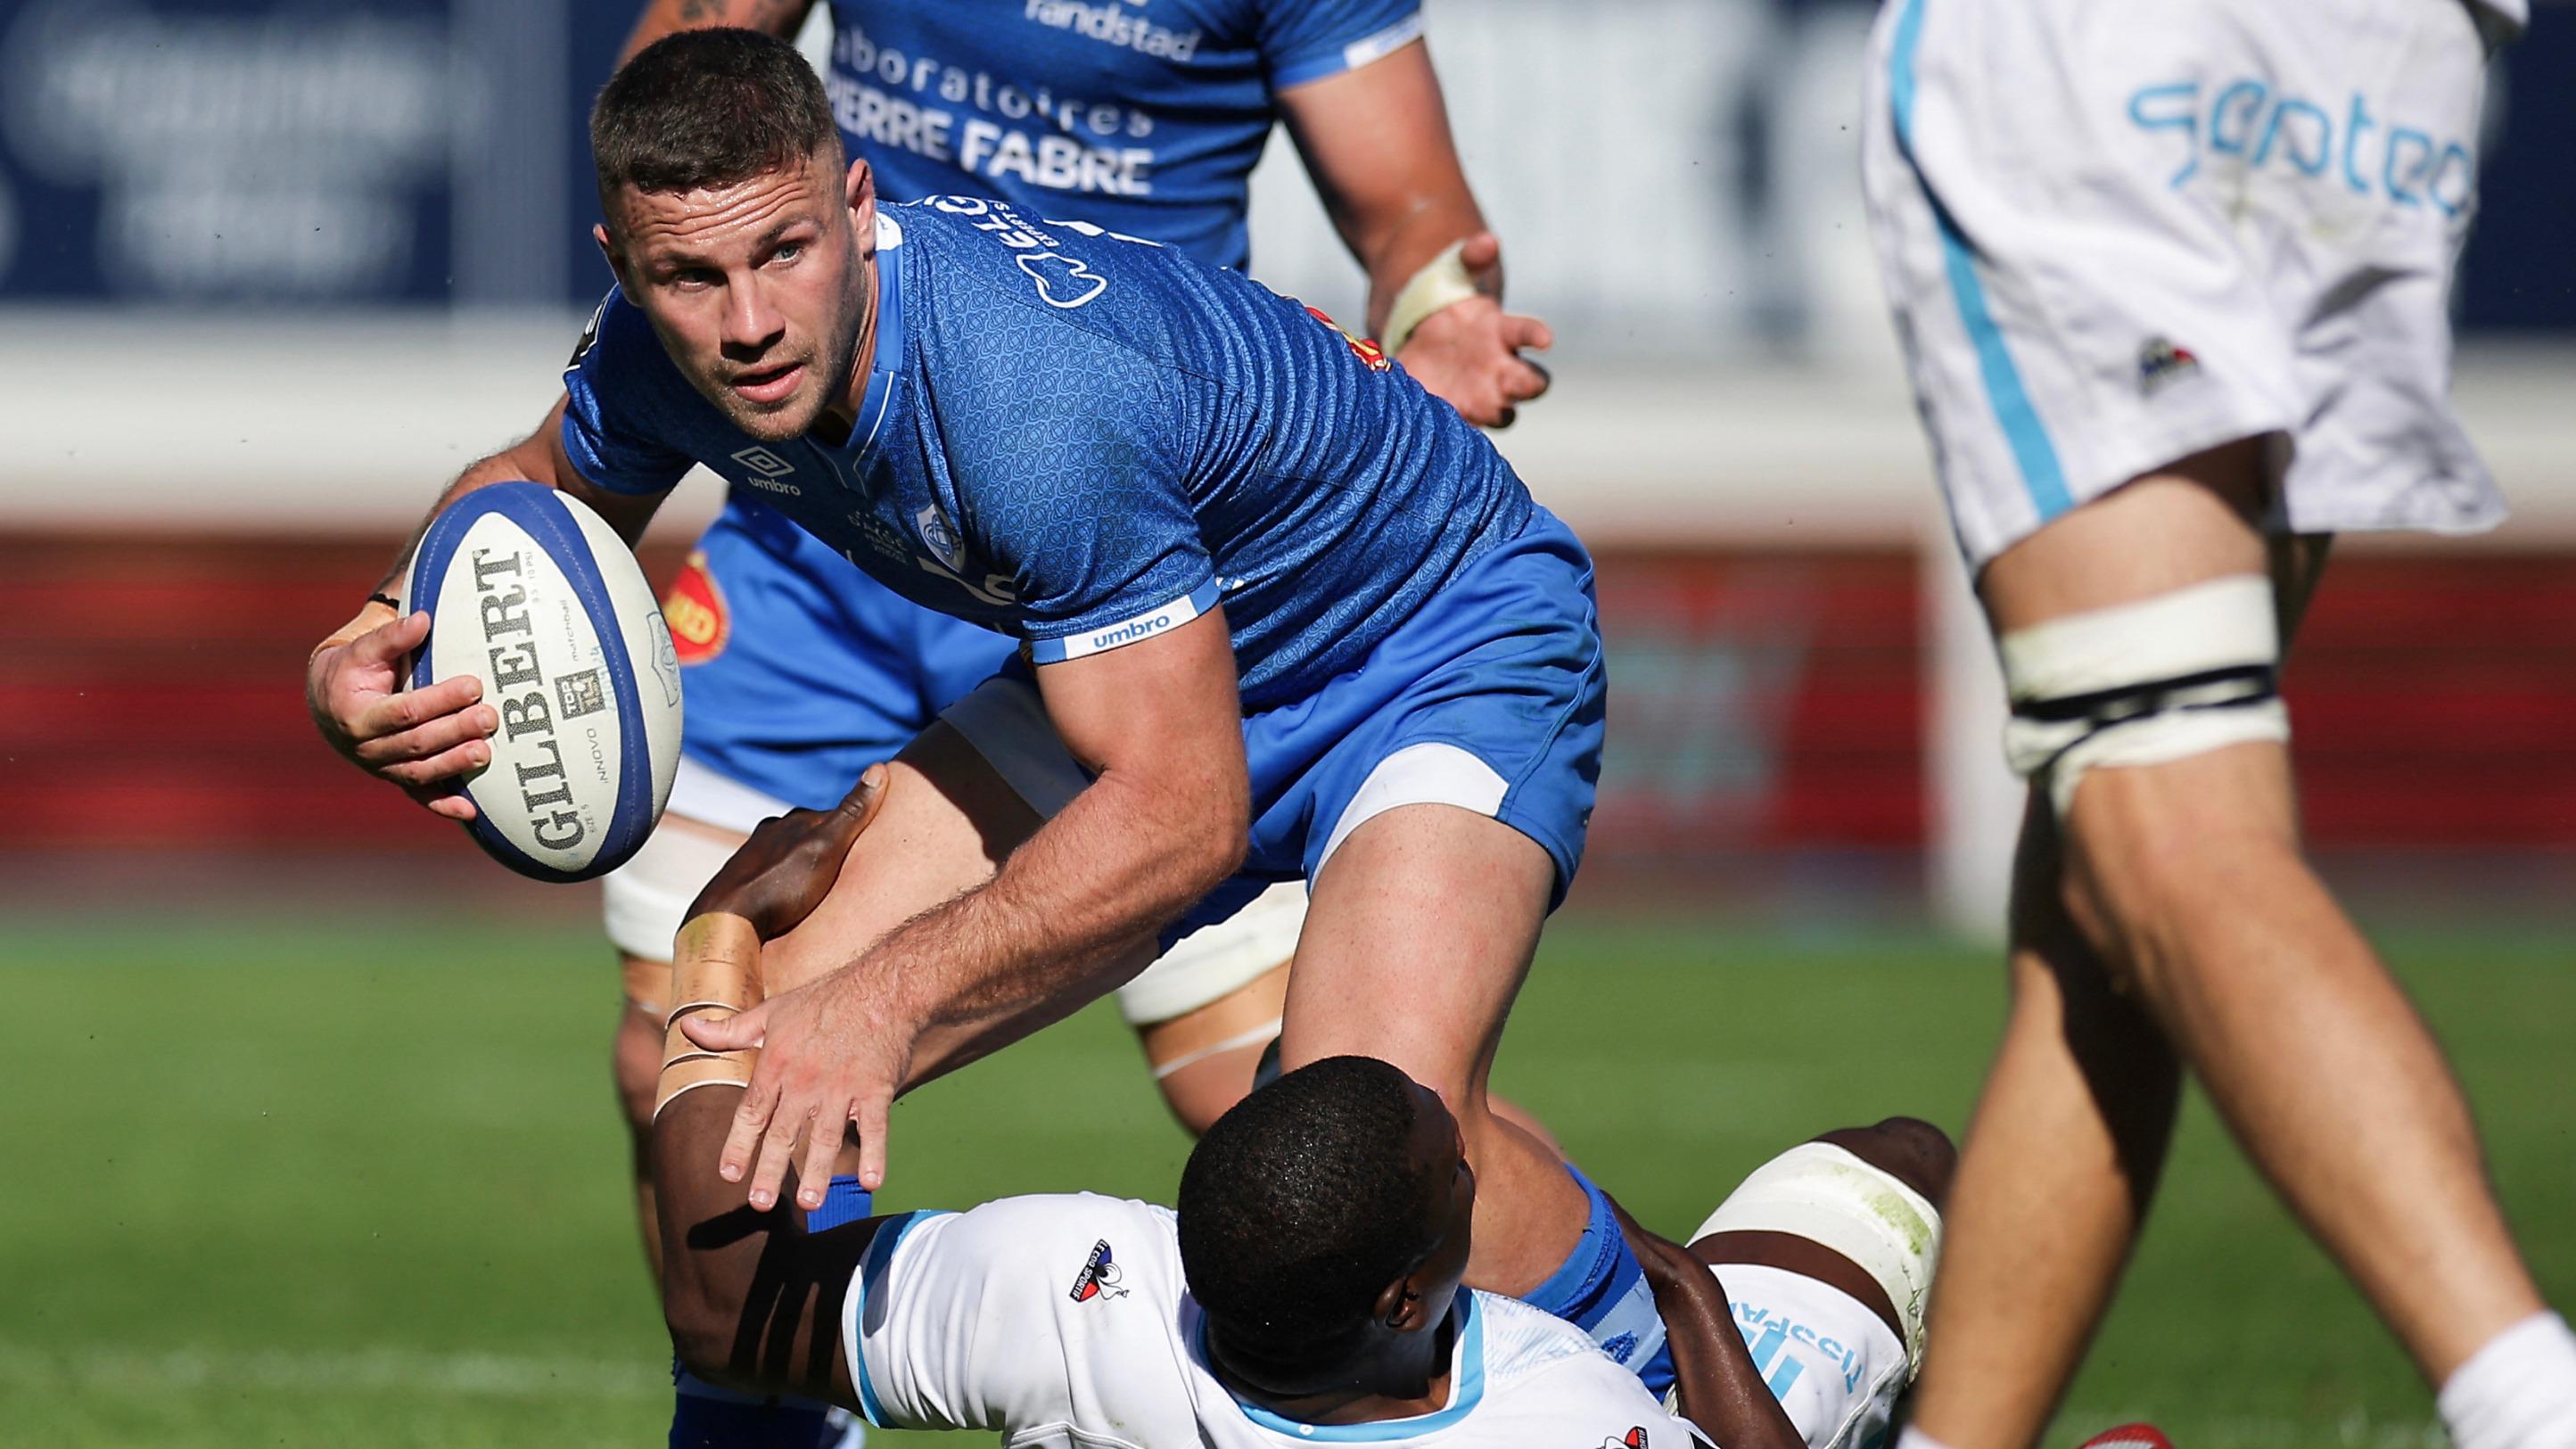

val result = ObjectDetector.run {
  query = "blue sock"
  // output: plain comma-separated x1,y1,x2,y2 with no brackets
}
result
663,1178,877,1448
1518,1165,1676,1398
803,1175,875,1232
668,1369,832,1449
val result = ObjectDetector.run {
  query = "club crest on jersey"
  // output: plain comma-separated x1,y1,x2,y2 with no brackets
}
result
1017,251,1108,309
660,550,729,667
2136,337,2201,394
1068,1239,1126,1302
915,505,967,572
1304,307,1390,372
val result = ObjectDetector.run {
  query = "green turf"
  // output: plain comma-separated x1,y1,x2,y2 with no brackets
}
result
3,913,2568,1446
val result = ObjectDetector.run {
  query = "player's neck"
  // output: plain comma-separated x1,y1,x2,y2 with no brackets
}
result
813,253,879,448
1206,1311,1458,1426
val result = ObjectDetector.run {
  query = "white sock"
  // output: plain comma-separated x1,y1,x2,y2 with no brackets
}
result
1896,1428,1961,1449
2440,1312,2576,1449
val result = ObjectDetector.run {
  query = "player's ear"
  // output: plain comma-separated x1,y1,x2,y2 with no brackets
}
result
855,155,885,241
593,222,634,298
1372,1276,1427,1334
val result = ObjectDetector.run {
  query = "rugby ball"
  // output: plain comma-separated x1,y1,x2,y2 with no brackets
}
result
403,482,683,882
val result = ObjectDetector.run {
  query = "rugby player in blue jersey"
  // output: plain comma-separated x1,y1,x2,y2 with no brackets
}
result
590,0,1552,1286
306,27,1683,1412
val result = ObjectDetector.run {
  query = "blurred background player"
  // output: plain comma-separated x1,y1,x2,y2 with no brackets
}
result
650,1051,1955,1449
1860,1,2576,1447
588,0,1551,1337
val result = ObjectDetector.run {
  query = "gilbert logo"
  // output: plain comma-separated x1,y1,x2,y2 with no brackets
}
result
730,446,802,496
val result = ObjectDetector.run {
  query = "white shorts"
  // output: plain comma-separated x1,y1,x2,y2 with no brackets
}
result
1862,0,2506,570
599,756,1306,1028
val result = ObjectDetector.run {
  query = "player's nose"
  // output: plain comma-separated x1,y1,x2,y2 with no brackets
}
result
720,279,786,354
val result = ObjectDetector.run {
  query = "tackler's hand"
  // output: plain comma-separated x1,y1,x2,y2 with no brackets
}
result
1392,234,1553,430
680,955,917,1209
306,605,494,822
686,765,892,942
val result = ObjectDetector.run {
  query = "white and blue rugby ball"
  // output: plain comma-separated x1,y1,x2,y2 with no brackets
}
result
404,482,683,883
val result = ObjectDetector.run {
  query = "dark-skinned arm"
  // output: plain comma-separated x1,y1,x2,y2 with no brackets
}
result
1603,1193,1806,1449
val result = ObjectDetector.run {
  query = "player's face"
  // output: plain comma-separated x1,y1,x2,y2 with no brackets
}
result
604,150,872,442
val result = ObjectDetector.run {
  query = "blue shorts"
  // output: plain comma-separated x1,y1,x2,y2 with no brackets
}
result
943,506,1605,943
669,495,1014,819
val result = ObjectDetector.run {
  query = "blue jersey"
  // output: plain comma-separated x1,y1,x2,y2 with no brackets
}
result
562,198,1532,710
819,0,1421,267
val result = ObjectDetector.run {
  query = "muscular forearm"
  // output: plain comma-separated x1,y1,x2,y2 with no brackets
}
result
872,769,1245,1087
1607,1200,1804,1449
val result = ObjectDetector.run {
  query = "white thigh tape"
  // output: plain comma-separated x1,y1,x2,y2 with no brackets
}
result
1997,574,2288,817
1689,1141,1943,1376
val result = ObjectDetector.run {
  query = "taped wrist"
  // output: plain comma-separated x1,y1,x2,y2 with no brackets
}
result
1999,574,2289,818
309,597,403,664
654,913,763,1119
1381,241,1482,358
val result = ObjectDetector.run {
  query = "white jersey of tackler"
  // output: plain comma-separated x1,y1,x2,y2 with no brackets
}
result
843,1192,1705,1449
404,482,682,882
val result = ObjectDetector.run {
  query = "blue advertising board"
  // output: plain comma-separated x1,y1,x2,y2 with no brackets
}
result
0,0,634,307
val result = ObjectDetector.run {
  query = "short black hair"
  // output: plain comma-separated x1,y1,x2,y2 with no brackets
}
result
590,29,840,225
1178,1056,1442,1363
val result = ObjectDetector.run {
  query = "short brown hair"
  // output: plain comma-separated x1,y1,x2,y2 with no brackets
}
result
590,28,840,226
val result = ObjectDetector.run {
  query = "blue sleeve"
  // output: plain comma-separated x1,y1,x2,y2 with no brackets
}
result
557,291,699,497
950,345,1215,663
1262,0,1424,90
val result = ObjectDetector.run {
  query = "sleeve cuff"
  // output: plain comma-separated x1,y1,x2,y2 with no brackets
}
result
1025,578,1222,664
1272,12,1424,90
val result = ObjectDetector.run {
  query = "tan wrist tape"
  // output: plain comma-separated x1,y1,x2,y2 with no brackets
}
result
653,913,764,1120
1381,241,1482,358
309,597,403,664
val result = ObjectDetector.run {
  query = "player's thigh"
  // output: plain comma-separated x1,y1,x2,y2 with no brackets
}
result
1278,802,1554,1099
1975,437,2273,631
1135,962,1290,1135
758,720,1042,995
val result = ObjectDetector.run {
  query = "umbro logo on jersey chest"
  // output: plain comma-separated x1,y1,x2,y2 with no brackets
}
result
728,446,802,497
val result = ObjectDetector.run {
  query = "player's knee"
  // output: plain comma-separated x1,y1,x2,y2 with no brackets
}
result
2059,784,2305,1000
662,1276,741,1390
1814,1116,1956,1207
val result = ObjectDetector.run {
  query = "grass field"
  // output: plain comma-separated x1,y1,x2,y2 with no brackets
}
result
4,910,2569,1447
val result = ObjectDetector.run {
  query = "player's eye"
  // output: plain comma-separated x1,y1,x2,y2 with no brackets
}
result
771,242,804,265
